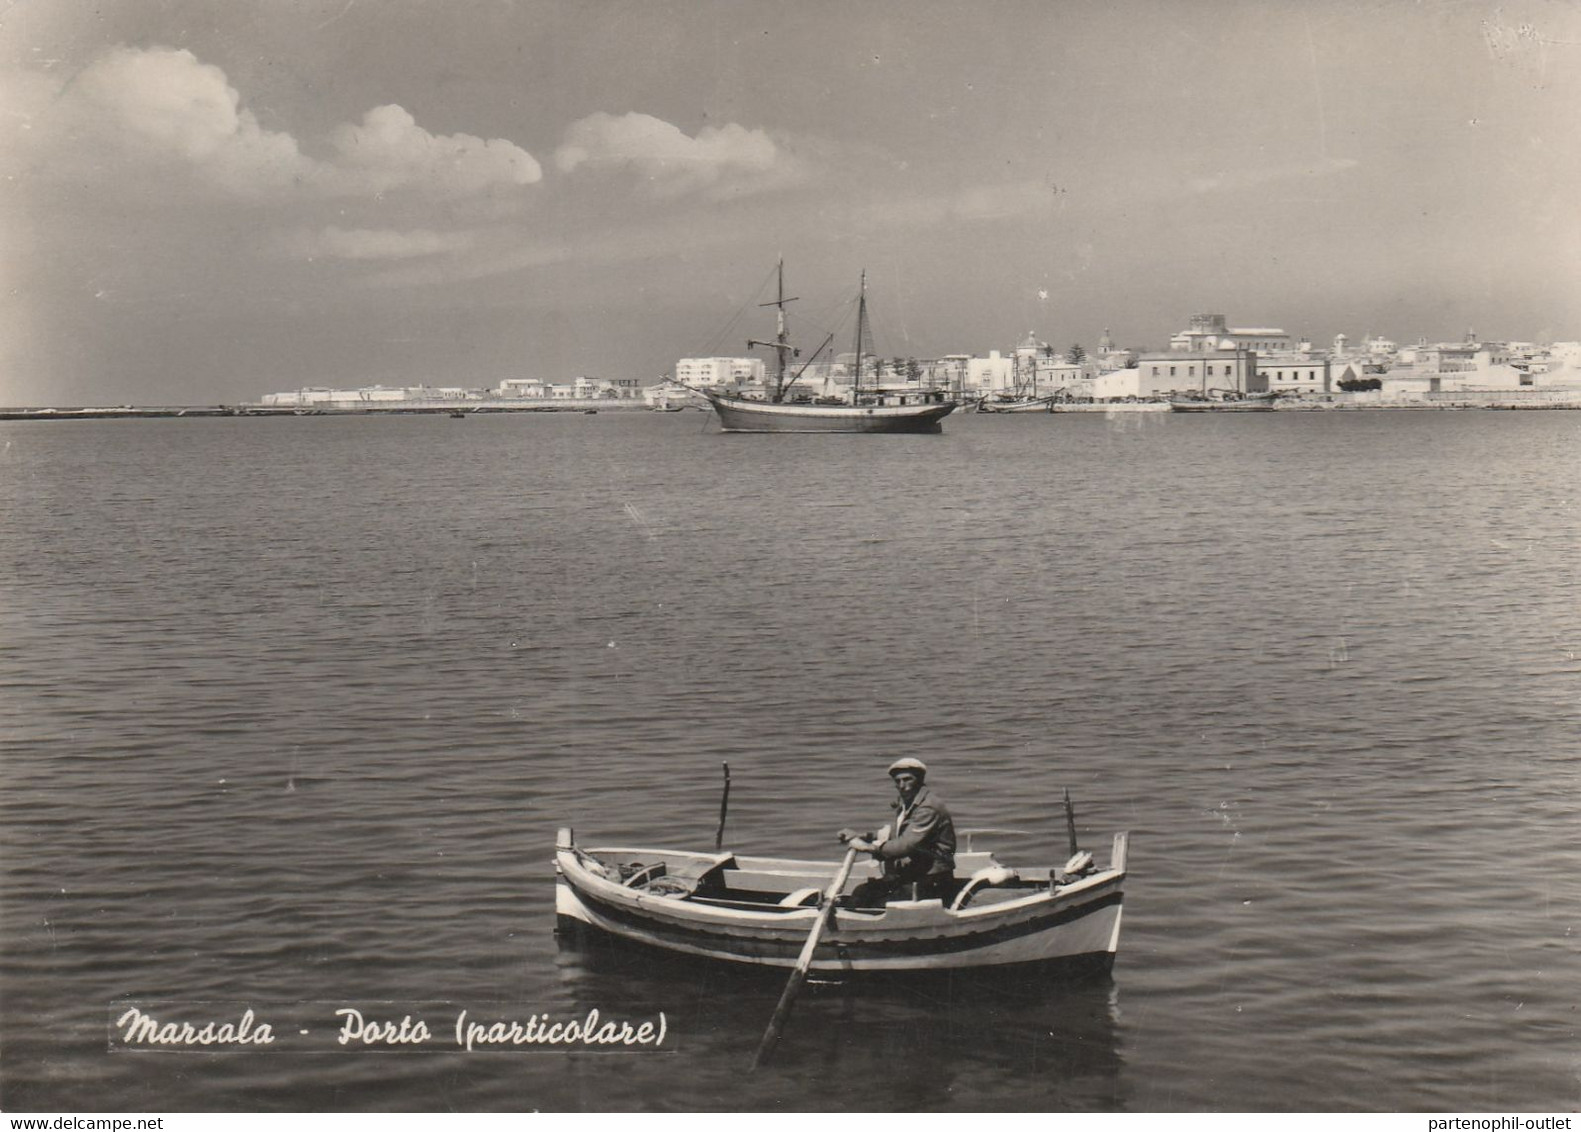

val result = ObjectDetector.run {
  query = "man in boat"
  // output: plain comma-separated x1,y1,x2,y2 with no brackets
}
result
838,758,957,907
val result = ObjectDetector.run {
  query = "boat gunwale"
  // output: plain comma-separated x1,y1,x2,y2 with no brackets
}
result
555,839,1127,932
557,872,1127,968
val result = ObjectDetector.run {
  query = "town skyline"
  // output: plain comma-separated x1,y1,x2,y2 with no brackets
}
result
3,1,1578,409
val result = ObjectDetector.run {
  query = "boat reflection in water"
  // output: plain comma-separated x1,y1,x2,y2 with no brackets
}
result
551,817,1128,1107
553,934,1126,1110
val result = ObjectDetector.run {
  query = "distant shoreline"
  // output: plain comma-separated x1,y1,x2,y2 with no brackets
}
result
4,397,1580,421
0,401,657,421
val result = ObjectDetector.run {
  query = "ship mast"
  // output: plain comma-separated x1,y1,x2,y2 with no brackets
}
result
746,259,798,403
852,270,867,403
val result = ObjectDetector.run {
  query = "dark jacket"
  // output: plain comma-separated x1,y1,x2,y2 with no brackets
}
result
873,786,956,881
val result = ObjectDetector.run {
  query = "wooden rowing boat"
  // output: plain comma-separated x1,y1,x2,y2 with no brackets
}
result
554,827,1128,973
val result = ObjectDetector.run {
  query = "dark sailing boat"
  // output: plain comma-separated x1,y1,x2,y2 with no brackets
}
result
700,262,957,434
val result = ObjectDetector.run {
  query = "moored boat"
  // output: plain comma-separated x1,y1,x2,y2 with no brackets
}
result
554,826,1128,973
1169,390,1279,413
977,396,1054,414
1168,399,1276,412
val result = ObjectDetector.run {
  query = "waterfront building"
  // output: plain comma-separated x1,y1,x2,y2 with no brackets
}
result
1416,341,1510,373
497,378,550,398
261,384,467,407
1134,349,1263,398
260,387,333,407
1380,349,1528,399
1013,332,1086,397
1034,356,1087,397
496,377,635,400
966,351,1014,397
1089,369,1146,400
1259,358,1332,396
259,376,638,407
675,357,765,389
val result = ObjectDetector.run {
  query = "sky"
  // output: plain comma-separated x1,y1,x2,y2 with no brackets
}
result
1,0,1578,407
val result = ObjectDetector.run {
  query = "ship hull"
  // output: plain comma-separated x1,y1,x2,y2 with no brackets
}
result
704,393,956,434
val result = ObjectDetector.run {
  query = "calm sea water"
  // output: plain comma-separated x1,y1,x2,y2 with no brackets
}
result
1,409,1578,1113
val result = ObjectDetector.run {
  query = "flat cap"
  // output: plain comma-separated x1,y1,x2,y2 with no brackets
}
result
887,757,928,778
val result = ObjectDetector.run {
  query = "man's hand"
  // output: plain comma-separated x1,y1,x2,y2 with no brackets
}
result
837,828,864,844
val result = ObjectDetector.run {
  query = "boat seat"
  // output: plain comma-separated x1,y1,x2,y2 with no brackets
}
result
778,887,822,907
950,866,1018,911
952,851,999,875
670,853,736,881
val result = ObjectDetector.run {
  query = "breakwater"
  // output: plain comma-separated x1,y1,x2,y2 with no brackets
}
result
0,400,655,421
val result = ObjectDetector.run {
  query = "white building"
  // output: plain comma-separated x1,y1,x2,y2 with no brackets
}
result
966,351,1014,396
1089,369,1145,400
1135,350,1263,397
1258,358,1332,396
1380,350,1528,398
260,385,461,407
676,357,765,389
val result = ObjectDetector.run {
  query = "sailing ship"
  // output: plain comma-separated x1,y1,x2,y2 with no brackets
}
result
699,263,957,434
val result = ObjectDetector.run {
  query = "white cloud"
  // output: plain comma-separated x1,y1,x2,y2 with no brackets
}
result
23,46,541,201
50,46,314,196
554,112,803,198
326,105,542,197
282,226,480,261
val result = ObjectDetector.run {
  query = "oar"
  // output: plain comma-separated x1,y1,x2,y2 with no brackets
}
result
714,761,731,851
1063,788,1080,858
751,842,861,1070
